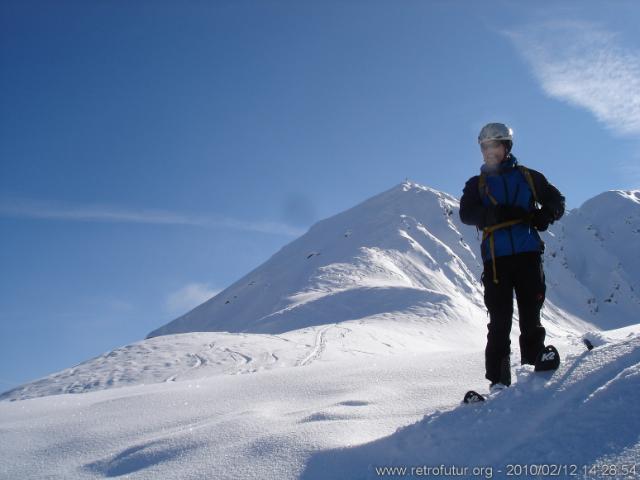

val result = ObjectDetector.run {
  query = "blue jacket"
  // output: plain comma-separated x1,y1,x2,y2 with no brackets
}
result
459,155,565,263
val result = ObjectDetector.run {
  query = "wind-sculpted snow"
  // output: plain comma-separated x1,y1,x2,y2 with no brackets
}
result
301,329,640,479
1,317,487,402
1,327,638,479
0,345,489,479
0,332,297,401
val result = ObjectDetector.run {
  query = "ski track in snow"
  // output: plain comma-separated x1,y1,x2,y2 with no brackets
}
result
298,324,333,367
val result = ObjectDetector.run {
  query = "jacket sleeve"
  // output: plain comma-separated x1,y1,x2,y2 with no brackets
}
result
529,169,565,222
459,176,488,229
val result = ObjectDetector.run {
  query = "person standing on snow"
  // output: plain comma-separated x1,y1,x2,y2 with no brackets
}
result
459,123,565,390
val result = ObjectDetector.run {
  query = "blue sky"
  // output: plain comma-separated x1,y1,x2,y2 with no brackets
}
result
1,0,639,391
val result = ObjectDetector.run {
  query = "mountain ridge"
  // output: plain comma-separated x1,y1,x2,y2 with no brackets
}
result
148,182,639,338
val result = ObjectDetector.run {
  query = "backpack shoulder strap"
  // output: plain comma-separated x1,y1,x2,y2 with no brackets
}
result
478,173,498,206
518,165,539,205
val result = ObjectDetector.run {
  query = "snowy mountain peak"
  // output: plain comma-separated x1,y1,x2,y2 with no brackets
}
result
616,189,640,204
147,180,485,338
542,186,640,329
146,180,640,339
578,188,640,219
399,179,447,196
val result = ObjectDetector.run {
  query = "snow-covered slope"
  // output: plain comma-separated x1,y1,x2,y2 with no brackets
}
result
544,189,640,329
302,326,640,479
147,182,486,337
0,319,489,402
1,328,638,479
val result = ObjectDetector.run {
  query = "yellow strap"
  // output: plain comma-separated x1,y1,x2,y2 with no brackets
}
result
482,219,524,284
483,219,523,234
478,173,500,206
487,190,498,206
490,233,498,284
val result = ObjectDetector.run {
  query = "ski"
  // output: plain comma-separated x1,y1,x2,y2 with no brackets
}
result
464,341,595,405
462,390,485,404
462,384,508,404
534,345,560,371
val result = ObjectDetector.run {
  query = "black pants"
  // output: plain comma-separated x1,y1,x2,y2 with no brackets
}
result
482,252,546,385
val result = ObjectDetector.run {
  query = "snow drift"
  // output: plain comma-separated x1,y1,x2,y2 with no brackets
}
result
301,327,640,479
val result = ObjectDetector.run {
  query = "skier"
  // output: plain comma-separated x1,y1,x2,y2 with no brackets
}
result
459,123,565,391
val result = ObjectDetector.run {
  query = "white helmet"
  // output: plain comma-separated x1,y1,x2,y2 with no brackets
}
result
478,123,513,144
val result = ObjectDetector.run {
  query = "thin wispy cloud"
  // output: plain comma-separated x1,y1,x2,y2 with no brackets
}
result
166,283,221,315
505,20,640,136
0,198,305,237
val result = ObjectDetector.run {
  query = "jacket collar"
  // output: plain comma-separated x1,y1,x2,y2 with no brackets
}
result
480,154,518,175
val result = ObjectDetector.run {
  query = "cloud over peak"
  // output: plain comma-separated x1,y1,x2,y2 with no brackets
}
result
505,20,640,136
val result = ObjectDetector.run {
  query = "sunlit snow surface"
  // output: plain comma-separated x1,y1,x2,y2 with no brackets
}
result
1,328,638,479
2,183,639,479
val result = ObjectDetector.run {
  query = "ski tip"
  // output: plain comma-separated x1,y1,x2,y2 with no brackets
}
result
463,390,485,404
534,345,560,371
583,338,594,351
